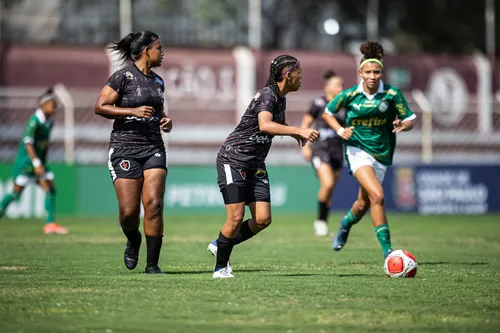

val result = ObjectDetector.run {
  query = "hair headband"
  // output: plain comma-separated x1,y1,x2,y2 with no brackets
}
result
38,92,56,105
281,60,300,78
359,58,383,69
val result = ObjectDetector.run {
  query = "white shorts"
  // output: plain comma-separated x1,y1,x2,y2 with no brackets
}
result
14,171,54,187
346,146,387,183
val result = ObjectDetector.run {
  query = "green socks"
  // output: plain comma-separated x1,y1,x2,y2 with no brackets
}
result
0,192,20,216
45,191,56,223
375,224,392,254
341,209,361,229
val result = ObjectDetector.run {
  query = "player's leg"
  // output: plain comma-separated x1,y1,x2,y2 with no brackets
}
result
332,186,369,251
109,148,144,270
354,165,392,258
141,167,167,274
38,171,68,234
211,163,247,278
0,180,24,219
312,155,335,236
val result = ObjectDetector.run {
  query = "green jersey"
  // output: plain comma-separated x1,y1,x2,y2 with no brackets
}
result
325,81,415,166
14,109,53,169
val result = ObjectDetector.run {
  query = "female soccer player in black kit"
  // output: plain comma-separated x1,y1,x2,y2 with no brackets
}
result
94,30,172,274
300,70,346,237
208,55,319,278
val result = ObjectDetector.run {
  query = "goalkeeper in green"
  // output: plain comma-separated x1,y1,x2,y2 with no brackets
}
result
323,41,416,258
0,88,68,234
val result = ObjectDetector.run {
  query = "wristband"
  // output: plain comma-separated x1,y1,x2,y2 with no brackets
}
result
32,158,42,168
336,127,345,136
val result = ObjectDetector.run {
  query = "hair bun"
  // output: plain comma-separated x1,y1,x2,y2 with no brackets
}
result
360,41,384,60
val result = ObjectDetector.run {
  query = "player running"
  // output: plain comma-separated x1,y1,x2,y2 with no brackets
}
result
208,55,319,278
323,41,416,259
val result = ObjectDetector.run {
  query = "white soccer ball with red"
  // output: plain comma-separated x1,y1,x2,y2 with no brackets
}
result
384,249,418,278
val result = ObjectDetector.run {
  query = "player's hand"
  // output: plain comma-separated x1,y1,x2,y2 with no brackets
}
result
160,117,173,133
301,145,312,161
298,128,320,143
34,165,46,177
339,126,354,140
392,119,407,133
133,106,153,119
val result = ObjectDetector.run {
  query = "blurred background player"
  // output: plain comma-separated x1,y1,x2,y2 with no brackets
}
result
0,88,68,235
95,30,172,274
300,70,346,237
208,55,319,278
323,41,416,259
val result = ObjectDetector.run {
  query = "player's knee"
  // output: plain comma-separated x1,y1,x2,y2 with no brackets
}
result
369,191,385,206
119,206,140,223
255,215,272,229
144,197,164,218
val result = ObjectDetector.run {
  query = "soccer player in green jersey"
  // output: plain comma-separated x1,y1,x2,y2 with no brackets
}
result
0,89,68,235
323,41,416,258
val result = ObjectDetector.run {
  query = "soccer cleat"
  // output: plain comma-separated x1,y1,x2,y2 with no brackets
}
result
145,265,163,274
43,223,69,235
207,239,232,274
384,249,393,259
314,220,329,237
124,233,141,270
213,267,234,279
332,221,350,251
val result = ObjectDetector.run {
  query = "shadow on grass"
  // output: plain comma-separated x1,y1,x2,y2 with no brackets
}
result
278,273,379,277
166,268,268,275
419,261,488,266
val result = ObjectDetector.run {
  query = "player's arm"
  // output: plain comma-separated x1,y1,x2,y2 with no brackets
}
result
22,118,45,176
300,114,315,160
323,92,354,140
258,111,319,146
94,86,153,120
392,89,417,133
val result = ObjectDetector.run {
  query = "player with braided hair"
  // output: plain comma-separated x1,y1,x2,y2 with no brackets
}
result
323,41,416,259
208,54,319,278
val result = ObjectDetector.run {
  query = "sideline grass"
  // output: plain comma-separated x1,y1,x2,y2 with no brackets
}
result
0,214,499,332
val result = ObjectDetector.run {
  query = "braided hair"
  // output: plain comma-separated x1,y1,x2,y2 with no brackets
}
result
265,55,299,95
109,30,159,64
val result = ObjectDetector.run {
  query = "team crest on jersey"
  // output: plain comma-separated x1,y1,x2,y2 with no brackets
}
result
125,71,134,80
378,100,389,112
157,88,164,98
119,160,131,171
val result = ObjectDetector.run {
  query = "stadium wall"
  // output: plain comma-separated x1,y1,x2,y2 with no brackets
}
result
1,164,499,218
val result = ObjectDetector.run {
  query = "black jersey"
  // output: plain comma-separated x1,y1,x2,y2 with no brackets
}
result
217,86,286,169
106,64,165,149
308,96,346,154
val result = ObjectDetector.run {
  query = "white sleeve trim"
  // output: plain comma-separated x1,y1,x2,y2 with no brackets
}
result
324,107,333,116
402,114,417,122
23,137,34,144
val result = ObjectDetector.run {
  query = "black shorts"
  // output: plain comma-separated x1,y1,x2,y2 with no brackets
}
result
311,149,343,171
108,146,167,182
216,162,271,205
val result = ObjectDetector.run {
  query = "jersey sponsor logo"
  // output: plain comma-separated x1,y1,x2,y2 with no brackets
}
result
352,103,361,110
124,115,160,123
396,103,407,116
248,132,271,144
119,160,131,171
155,153,161,157
125,71,134,80
253,92,261,101
378,100,389,112
155,77,163,85
351,117,387,127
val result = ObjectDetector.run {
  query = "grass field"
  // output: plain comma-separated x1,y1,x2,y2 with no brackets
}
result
0,213,499,333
